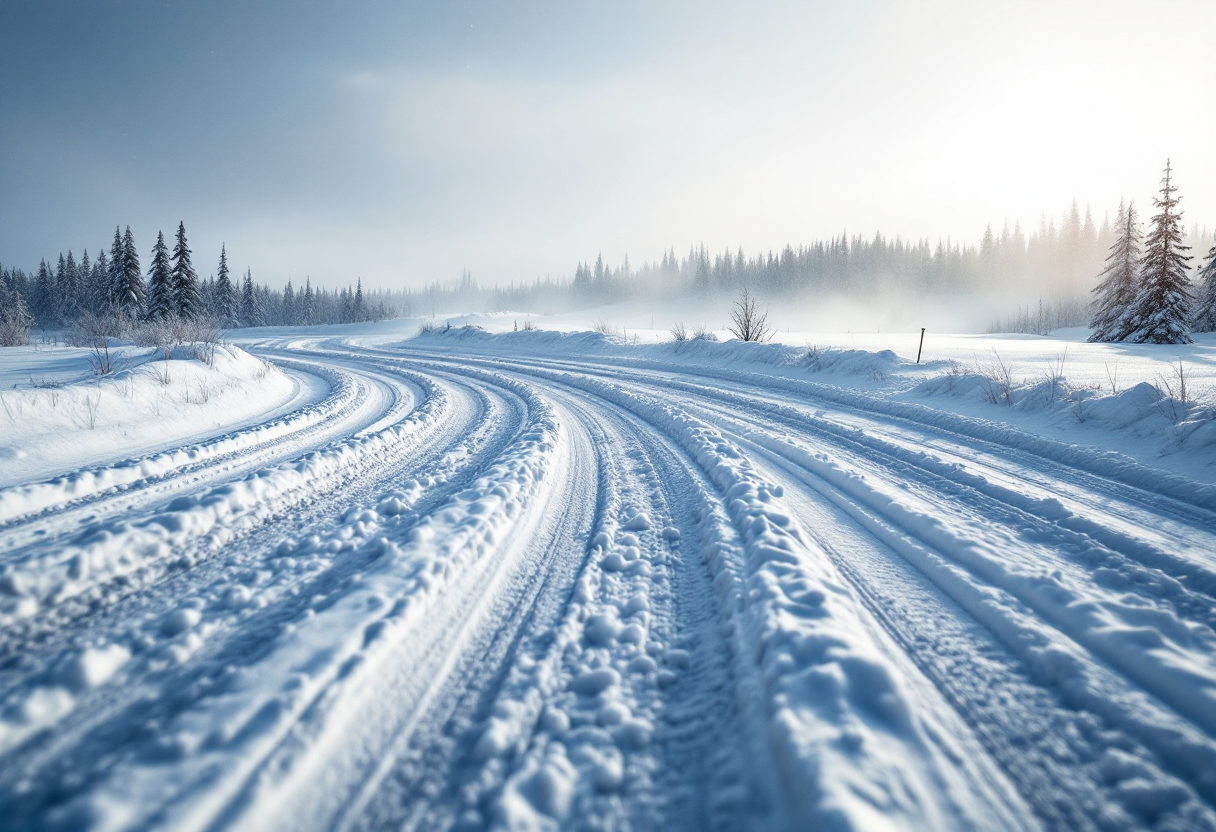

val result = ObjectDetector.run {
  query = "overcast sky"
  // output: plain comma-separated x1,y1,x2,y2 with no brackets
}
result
2,0,1213,289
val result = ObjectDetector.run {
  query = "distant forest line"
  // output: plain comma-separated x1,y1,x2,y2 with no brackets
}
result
2,201,1213,335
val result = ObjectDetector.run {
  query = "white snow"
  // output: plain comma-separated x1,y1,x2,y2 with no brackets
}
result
2,315,1215,831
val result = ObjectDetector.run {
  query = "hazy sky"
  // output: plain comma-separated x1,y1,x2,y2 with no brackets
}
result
2,1,1213,289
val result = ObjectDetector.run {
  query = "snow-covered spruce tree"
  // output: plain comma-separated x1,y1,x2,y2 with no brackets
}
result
145,231,174,321
240,268,260,326
214,244,236,326
117,226,146,319
33,259,56,327
107,227,124,308
170,221,202,320
1122,160,1193,344
1193,236,1216,333
1089,199,1141,342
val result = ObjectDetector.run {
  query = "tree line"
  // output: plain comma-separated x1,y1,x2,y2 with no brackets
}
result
400,198,1212,325
0,222,401,344
1090,161,1216,344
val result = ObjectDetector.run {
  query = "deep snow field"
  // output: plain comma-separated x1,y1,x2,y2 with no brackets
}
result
1,312,1215,832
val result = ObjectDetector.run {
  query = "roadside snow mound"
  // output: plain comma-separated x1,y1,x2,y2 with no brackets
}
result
0,345,296,487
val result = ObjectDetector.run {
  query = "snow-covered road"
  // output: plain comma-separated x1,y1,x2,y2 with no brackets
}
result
3,333,1216,831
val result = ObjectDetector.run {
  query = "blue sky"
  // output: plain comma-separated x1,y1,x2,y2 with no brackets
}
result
2,1,1213,289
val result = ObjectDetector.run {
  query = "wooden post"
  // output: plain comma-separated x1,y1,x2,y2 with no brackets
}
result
916,327,926,364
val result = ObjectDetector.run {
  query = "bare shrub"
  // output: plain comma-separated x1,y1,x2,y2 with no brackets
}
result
980,351,1015,405
692,325,718,342
0,297,34,346
151,362,172,386
1105,361,1120,395
669,322,689,342
1040,350,1068,405
1155,358,1190,404
728,288,772,342
521,320,538,331
592,319,617,336
417,319,438,335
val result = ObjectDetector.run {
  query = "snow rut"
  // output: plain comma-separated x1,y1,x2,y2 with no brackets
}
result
8,335,1216,832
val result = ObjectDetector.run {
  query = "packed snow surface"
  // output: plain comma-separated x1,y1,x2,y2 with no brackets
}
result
2,319,1215,831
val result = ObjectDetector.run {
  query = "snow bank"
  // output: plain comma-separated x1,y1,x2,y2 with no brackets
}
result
0,369,447,628
0,344,302,487
0,361,352,523
408,326,1216,503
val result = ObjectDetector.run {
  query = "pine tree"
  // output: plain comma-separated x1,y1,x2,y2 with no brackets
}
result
283,280,295,325
214,244,236,326
1122,161,1194,344
107,227,124,307
241,268,259,326
63,251,84,323
1192,236,1216,333
33,259,55,326
117,226,146,318
354,278,365,320
146,231,174,320
1089,200,1141,342
90,250,109,315
170,221,202,319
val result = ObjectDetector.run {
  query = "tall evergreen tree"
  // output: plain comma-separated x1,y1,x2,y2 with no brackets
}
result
170,221,202,319
108,226,124,307
1089,200,1141,342
241,268,260,326
33,259,55,326
146,231,174,320
283,279,295,325
214,244,236,326
117,225,146,318
90,250,109,314
1123,161,1194,344
354,278,365,320
1192,236,1216,333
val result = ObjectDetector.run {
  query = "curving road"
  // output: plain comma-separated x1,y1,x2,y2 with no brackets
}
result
2,333,1215,832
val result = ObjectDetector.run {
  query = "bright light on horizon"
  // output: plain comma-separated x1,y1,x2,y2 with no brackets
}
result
1,0,1212,289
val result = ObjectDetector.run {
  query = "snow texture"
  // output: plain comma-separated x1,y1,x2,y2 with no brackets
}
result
1,319,1215,832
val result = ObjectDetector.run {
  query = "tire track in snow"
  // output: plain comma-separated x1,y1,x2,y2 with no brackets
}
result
393,344,1216,830
0,364,515,806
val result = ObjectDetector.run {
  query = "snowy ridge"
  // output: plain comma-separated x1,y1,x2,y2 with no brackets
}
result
41,369,561,832
0,361,356,525
0,367,446,630
534,368,1017,830
5,326,1216,831
411,327,1216,508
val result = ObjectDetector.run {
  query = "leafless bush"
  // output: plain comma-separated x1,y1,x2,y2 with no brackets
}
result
417,319,438,335
728,288,772,342
1155,358,1191,404
670,322,689,342
151,362,172,386
520,320,537,331
1040,350,1068,405
1104,361,1120,395
592,319,618,336
980,351,1015,405
0,301,34,346
692,325,718,342
134,317,176,352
